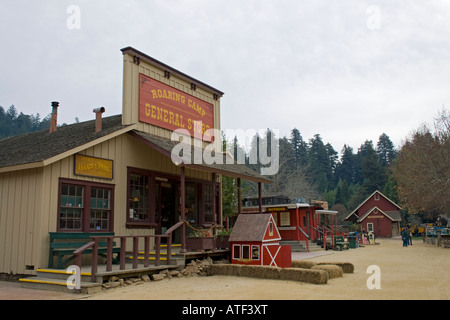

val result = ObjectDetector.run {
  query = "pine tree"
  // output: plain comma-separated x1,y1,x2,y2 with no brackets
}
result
377,133,397,167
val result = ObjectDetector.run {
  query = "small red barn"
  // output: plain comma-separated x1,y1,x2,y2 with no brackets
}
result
229,214,291,268
344,190,402,237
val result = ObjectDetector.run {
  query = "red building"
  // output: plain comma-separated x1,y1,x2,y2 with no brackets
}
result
344,190,402,237
229,214,291,268
241,203,340,251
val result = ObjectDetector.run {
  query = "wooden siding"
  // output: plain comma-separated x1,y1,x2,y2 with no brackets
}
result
0,132,213,274
1,50,222,275
0,168,43,275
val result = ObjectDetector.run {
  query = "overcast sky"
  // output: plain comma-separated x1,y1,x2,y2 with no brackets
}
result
1,1,449,153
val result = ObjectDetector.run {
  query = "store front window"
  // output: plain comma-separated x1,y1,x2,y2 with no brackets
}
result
58,179,114,232
126,167,216,232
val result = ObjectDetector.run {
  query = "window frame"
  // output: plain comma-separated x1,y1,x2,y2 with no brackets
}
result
57,178,115,233
233,244,241,260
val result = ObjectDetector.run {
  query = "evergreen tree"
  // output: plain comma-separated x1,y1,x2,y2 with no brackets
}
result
377,133,397,167
290,128,308,168
359,140,387,195
335,144,356,184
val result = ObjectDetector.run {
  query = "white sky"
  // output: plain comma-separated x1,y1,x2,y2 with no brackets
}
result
1,1,449,153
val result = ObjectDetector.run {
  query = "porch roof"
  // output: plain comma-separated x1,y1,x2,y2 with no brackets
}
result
129,130,272,184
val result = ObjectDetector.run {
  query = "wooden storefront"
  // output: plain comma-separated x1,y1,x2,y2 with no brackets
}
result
0,47,270,276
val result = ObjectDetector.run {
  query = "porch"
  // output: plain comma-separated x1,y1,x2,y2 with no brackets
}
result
20,225,230,294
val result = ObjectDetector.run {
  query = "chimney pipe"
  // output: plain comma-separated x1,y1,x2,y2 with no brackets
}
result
93,107,105,133
49,101,59,133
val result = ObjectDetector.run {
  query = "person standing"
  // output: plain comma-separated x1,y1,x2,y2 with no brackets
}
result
401,228,409,247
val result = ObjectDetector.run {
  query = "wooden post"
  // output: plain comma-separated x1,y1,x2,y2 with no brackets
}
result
212,173,217,237
91,239,98,282
106,237,113,272
237,178,242,215
144,236,150,268
155,237,161,266
120,237,126,270
132,236,139,269
331,215,335,250
258,182,262,213
180,166,187,253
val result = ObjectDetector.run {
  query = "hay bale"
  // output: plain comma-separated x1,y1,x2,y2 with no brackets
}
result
239,265,281,280
208,264,328,285
280,268,328,285
317,262,354,274
291,260,317,269
311,265,343,279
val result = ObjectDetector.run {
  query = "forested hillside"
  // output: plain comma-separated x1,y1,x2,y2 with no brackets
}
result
223,129,398,222
0,105,51,139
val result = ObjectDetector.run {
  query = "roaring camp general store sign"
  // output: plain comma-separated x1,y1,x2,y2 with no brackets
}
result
139,74,215,141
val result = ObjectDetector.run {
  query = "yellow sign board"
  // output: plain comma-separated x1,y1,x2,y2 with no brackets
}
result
74,154,113,179
280,212,291,226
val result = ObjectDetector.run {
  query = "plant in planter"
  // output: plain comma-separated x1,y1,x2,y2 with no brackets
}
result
186,230,215,252
215,228,232,249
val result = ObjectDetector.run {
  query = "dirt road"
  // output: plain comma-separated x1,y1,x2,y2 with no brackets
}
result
84,237,450,300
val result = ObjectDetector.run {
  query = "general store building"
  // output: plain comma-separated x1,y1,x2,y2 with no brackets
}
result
0,47,270,277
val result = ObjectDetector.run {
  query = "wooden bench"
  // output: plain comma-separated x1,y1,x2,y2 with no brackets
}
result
48,232,120,269
334,236,349,251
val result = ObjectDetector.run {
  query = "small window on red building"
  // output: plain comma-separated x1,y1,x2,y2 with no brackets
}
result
233,245,241,260
269,221,274,236
252,245,260,260
242,245,250,260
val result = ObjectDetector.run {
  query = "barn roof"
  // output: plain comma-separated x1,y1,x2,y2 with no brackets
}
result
229,214,277,242
344,190,402,221
357,207,402,223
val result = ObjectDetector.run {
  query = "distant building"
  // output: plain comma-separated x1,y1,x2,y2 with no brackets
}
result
344,190,402,237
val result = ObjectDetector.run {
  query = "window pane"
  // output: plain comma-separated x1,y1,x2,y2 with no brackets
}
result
242,246,250,260
59,184,84,230
233,245,240,260
204,184,213,222
128,174,149,221
252,246,260,260
90,188,111,230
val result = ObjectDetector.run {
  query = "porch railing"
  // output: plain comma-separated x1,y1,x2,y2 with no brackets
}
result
74,233,172,283
297,226,309,252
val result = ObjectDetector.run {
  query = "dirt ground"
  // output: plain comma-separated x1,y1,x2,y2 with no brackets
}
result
83,237,450,300
2,237,449,300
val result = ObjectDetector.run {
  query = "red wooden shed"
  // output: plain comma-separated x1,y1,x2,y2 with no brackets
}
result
229,214,291,268
344,190,402,237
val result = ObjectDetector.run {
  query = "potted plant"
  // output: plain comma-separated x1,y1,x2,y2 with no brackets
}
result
215,228,232,249
186,230,215,252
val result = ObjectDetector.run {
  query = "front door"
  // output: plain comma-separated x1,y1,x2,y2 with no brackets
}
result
156,181,179,243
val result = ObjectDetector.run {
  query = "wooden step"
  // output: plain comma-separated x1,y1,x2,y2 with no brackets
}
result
19,276,102,294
